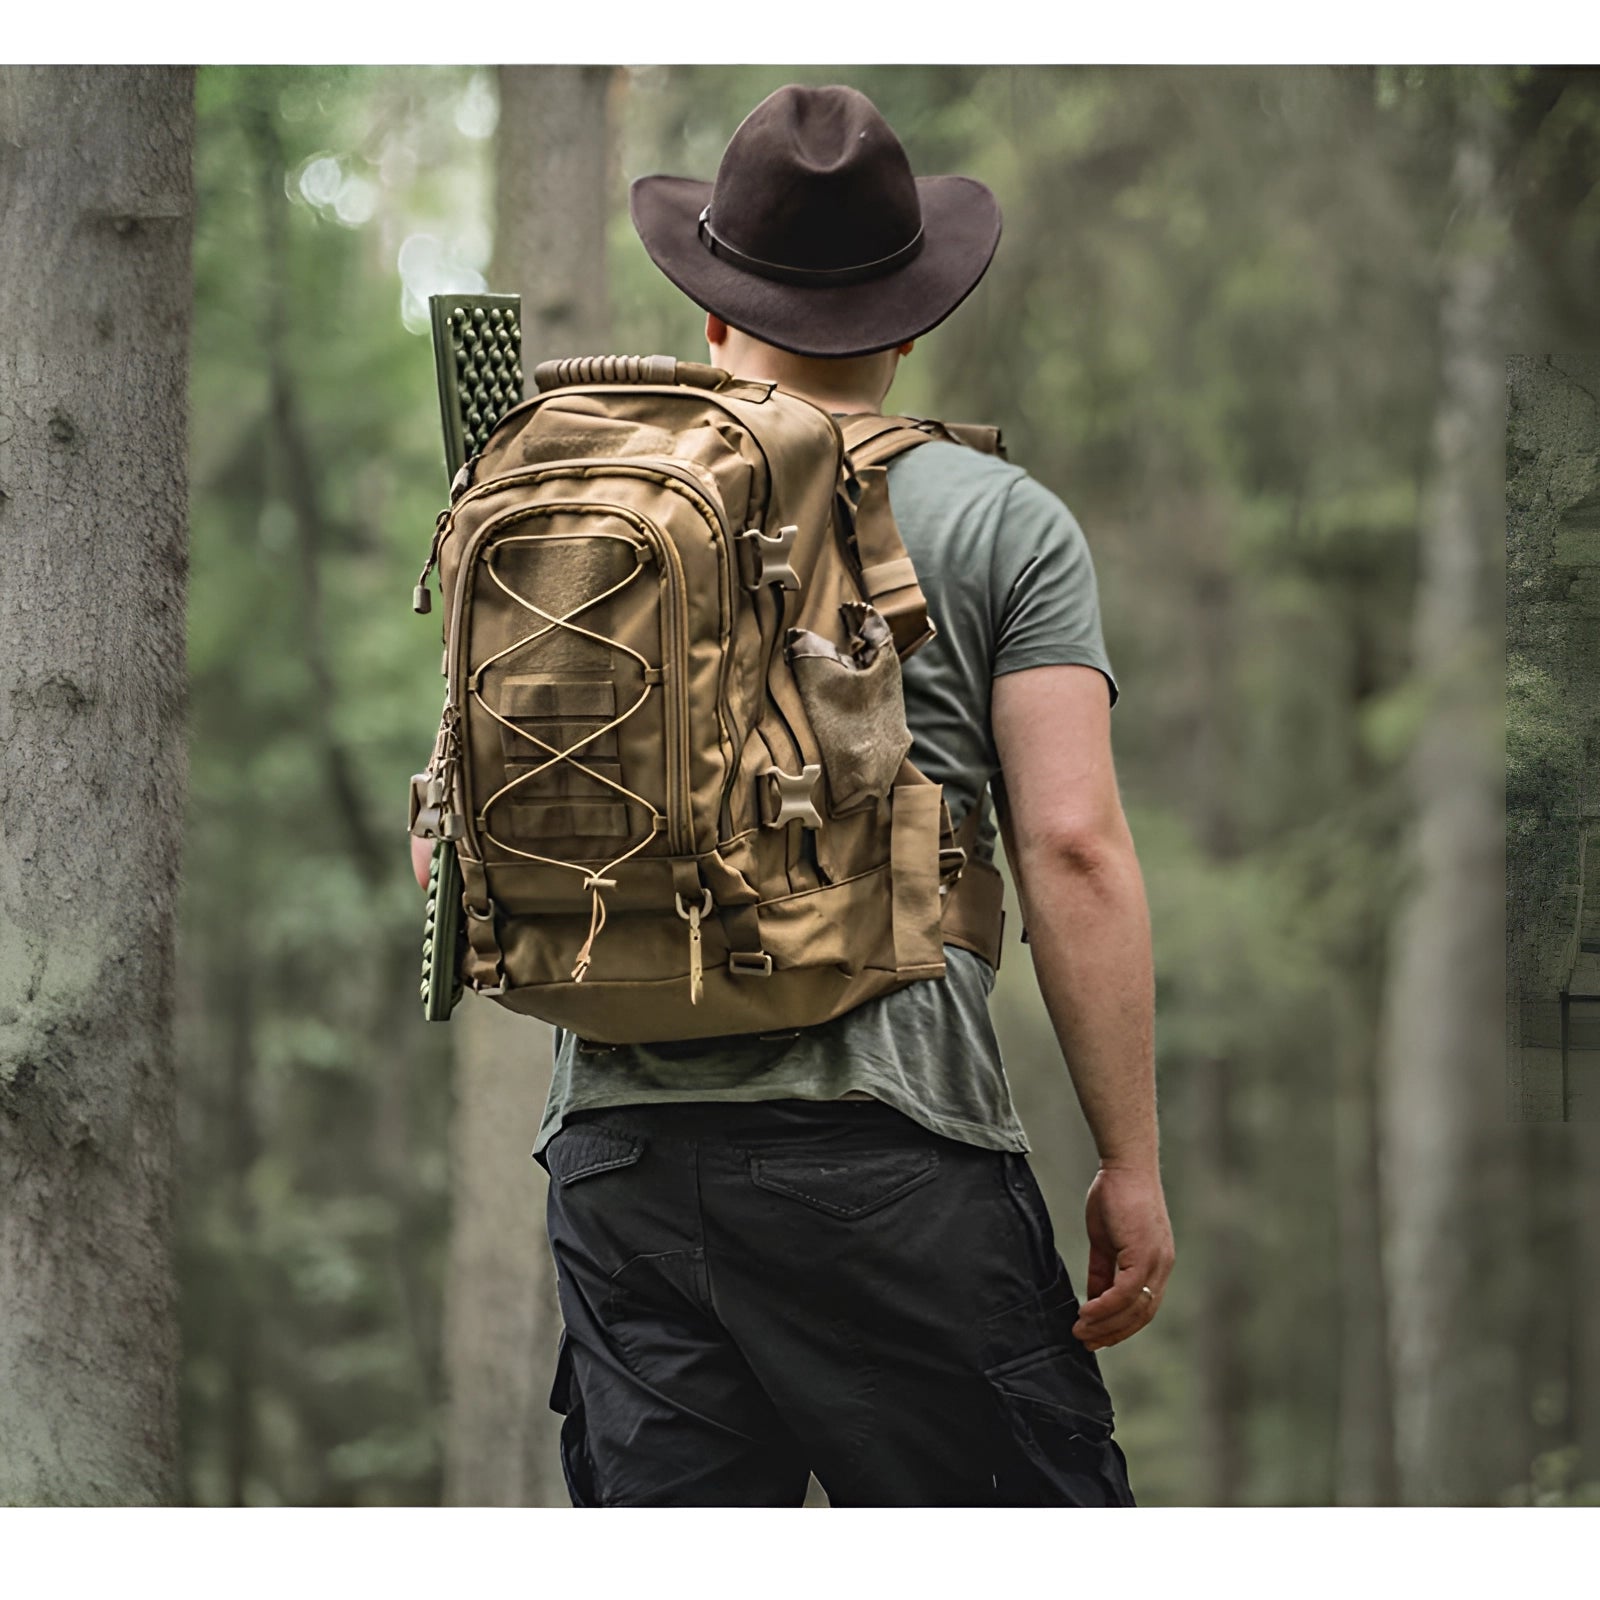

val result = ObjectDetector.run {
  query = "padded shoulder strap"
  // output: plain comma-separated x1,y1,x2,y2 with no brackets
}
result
836,414,937,660
944,421,1007,458
835,414,1006,661
839,413,1007,468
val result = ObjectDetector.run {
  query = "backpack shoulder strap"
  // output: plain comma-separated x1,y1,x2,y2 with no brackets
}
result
835,414,1007,660
839,413,942,469
836,415,938,659
839,413,1007,468
943,421,1007,458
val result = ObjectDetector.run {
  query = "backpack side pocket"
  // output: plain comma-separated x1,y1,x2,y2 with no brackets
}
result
787,601,912,816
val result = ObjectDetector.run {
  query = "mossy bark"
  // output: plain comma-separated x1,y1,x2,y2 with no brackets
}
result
0,65,193,1505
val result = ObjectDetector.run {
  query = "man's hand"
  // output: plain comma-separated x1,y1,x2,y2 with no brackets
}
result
1074,1162,1175,1351
410,833,433,891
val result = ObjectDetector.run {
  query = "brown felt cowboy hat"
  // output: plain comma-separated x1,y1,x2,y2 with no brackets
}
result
630,84,1002,359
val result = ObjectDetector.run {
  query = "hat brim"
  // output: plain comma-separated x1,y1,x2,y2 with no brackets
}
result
629,173,1001,359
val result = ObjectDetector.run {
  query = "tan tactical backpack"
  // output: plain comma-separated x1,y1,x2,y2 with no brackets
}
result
409,355,1005,1045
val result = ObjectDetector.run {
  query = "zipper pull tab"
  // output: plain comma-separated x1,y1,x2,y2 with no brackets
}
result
687,904,704,1005
676,889,712,1006
414,508,452,613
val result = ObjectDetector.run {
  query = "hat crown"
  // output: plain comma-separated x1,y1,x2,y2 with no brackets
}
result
707,85,922,276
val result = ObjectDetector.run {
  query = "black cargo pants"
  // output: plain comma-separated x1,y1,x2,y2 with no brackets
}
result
538,1099,1136,1507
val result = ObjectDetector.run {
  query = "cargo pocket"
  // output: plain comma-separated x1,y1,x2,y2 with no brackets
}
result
787,602,912,815
980,1266,1137,1507
749,1145,939,1220
548,1331,600,1507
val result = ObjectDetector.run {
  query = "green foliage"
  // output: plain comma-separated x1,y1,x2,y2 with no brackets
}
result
1509,657,1583,819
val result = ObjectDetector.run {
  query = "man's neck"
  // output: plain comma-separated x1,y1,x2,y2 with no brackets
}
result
729,364,884,416
710,343,892,417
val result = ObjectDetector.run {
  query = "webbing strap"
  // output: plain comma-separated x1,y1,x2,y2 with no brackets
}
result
458,859,507,991
860,553,917,594
718,901,768,974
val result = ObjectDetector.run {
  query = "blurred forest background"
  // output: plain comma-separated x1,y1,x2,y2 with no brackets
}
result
20,62,1600,1507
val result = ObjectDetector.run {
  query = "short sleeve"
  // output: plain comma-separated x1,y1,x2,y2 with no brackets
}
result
989,473,1118,705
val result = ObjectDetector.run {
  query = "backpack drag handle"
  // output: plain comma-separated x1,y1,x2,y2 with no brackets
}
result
534,354,730,393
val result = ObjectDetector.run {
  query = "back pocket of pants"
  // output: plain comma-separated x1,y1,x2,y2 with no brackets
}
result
545,1125,643,1187
750,1145,939,1219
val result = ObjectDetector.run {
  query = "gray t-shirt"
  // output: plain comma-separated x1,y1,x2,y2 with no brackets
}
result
532,438,1116,1156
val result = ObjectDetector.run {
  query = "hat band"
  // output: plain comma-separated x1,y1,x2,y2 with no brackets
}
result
697,206,924,288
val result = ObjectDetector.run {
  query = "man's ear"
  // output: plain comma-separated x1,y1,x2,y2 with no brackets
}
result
706,312,729,350
898,339,916,357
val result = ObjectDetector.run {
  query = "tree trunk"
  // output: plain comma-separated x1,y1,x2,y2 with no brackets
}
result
492,66,613,362
1375,76,1516,1506
442,1006,564,1505
0,66,194,1505
1332,961,1400,1505
442,64,613,1508
221,953,260,1507
1333,610,1398,1506
1188,565,1247,1506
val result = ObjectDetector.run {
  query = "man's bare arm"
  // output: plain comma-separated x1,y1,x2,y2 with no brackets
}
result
991,663,1173,1350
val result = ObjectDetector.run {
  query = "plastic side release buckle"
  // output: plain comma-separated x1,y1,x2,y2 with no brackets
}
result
736,524,801,591
759,764,824,831
409,773,458,839
937,844,967,892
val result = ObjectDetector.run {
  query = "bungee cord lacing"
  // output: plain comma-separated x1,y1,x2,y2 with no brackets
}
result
467,527,667,982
